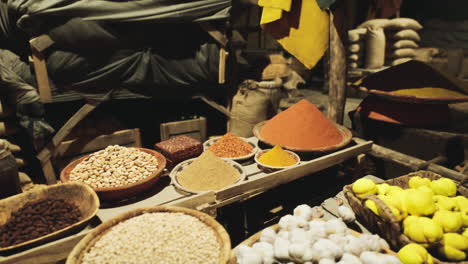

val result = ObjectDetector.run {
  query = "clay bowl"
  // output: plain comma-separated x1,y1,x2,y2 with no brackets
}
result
0,182,99,253
253,121,353,153
66,206,231,264
203,136,259,161
60,148,166,201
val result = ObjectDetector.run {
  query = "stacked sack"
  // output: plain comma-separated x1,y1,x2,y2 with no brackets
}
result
347,28,367,69
355,18,423,68
384,18,423,66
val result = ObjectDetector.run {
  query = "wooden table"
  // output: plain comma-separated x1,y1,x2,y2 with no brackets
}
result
0,138,372,264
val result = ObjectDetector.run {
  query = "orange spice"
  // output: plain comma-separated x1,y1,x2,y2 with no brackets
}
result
208,133,253,158
260,99,343,149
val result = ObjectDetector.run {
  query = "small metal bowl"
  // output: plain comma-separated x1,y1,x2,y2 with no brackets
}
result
254,149,301,172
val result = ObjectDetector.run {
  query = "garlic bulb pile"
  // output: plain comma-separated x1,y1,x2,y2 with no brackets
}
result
235,204,401,264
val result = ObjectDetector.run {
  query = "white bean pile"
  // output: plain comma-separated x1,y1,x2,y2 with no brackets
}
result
69,145,158,188
81,212,221,264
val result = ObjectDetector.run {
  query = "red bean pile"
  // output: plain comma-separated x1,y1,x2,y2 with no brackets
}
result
0,199,82,247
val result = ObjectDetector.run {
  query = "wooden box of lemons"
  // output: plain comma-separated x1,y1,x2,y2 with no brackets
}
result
351,176,468,263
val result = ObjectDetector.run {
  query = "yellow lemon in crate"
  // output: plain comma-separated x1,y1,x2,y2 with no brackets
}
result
431,178,457,197
352,178,377,198
409,176,432,189
398,243,433,264
433,210,463,233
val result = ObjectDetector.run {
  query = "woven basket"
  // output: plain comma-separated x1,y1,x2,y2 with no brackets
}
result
344,170,468,264
67,206,231,264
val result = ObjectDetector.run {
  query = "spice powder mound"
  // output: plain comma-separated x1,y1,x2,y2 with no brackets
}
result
208,133,253,158
177,150,240,191
260,99,343,149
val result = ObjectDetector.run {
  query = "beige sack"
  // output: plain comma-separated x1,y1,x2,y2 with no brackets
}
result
349,54,359,61
386,18,423,31
388,48,417,59
390,40,419,49
358,19,390,29
228,79,283,137
348,28,367,42
365,27,386,69
348,43,361,53
389,29,421,42
391,58,413,66
348,62,358,69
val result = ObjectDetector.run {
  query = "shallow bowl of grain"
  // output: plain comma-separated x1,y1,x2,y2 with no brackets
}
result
253,121,353,153
169,158,247,194
60,148,166,201
67,206,231,264
0,182,99,253
254,149,300,172
203,136,259,161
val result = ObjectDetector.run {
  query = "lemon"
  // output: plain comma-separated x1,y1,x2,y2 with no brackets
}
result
406,188,436,216
431,178,457,197
398,243,432,264
403,216,420,230
434,195,459,211
409,176,432,189
438,245,466,261
418,217,443,243
403,217,443,244
453,196,468,210
387,185,404,195
441,233,468,251
364,199,379,215
352,178,378,198
433,210,463,233
462,228,468,238
377,183,391,195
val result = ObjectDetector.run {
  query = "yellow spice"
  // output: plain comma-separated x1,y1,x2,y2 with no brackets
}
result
259,145,296,167
391,87,467,98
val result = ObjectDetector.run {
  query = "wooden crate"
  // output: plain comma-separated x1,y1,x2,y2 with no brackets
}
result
160,117,207,142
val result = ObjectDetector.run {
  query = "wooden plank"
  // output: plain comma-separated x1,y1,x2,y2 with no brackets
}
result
216,140,373,201
218,48,228,84
0,227,92,264
327,13,347,125
30,35,55,52
41,159,57,185
55,129,140,158
37,102,100,162
30,47,52,104
167,191,216,210
199,22,228,47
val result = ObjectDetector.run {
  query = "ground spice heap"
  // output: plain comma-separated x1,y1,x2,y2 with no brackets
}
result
391,87,468,98
0,199,81,247
208,133,253,158
260,99,343,149
177,150,240,191
81,212,220,264
259,145,296,167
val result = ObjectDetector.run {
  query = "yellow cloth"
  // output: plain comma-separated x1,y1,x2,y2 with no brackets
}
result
259,0,329,69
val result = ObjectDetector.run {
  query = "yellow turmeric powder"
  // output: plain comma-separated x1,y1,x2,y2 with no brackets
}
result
391,87,467,98
258,145,297,167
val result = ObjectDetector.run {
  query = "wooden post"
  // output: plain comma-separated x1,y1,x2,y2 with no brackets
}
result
327,13,347,125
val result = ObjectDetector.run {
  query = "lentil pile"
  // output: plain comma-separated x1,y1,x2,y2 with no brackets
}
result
69,145,158,188
208,133,253,158
177,150,241,191
81,212,220,264
0,199,81,247
260,99,343,149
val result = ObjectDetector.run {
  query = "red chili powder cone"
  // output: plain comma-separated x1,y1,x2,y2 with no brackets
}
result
260,99,343,149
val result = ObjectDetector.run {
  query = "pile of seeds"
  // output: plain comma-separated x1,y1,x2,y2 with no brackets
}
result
81,212,221,264
177,150,241,192
69,145,158,188
0,199,81,247
208,133,253,158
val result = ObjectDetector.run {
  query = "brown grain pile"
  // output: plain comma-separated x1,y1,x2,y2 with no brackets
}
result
177,150,241,191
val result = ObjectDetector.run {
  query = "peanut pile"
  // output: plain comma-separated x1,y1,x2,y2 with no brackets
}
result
69,145,158,188
81,212,220,264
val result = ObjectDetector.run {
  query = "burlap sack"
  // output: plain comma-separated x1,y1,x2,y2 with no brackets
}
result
389,40,419,49
386,18,423,31
348,28,367,42
349,62,358,69
388,48,417,59
389,29,421,42
391,58,413,66
228,79,283,137
358,19,390,29
349,43,361,53
365,27,386,69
